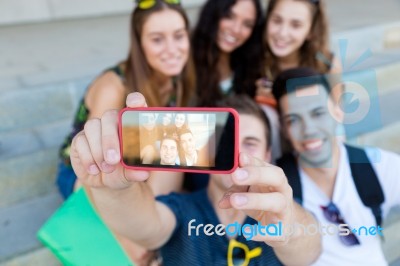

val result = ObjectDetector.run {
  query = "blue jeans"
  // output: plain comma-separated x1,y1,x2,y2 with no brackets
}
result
56,161,77,200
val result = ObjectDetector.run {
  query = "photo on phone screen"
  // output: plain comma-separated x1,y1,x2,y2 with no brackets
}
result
119,108,238,173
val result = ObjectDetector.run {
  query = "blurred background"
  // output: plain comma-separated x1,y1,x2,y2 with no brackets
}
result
0,0,400,265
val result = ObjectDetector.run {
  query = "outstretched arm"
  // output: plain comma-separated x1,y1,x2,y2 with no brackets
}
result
70,92,176,250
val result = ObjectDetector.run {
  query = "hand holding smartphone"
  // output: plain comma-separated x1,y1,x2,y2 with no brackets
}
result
119,107,239,174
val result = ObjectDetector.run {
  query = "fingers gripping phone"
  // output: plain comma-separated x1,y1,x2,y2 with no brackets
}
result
118,107,239,174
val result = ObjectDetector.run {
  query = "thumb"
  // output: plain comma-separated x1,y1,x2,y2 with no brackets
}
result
219,185,248,209
124,168,151,182
126,92,148,108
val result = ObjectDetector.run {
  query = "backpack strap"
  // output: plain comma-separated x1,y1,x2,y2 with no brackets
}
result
276,154,303,205
277,146,385,227
345,145,385,227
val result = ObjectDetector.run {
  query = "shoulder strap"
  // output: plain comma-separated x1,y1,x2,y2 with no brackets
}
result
107,65,125,81
277,146,385,227
345,145,385,227
277,154,303,205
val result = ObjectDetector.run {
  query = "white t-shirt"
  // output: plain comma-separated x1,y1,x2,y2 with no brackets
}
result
220,77,233,94
299,144,400,266
185,151,198,167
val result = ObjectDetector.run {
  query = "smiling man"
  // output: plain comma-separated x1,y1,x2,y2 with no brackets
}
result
272,67,400,266
159,137,179,166
179,128,210,167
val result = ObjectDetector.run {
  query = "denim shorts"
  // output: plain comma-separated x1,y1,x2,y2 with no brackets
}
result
56,160,77,199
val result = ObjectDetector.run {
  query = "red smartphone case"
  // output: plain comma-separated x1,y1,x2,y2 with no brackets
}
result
118,107,239,174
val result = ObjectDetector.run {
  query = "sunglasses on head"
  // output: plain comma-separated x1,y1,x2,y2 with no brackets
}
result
321,202,360,246
136,0,180,9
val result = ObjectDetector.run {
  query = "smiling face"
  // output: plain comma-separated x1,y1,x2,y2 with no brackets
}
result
162,113,172,126
160,138,178,165
239,114,269,161
280,85,340,167
141,9,190,77
180,132,196,156
216,0,257,53
214,113,270,190
267,0,313,60
174,113,186,128
142,114,156,131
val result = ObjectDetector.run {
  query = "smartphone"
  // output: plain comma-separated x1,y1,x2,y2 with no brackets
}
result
118,107,239,174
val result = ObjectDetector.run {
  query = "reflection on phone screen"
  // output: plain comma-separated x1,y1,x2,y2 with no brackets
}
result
121,110,236,172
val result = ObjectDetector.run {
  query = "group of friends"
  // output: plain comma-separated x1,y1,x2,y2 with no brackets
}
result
137,112,209,167
56,0,400,265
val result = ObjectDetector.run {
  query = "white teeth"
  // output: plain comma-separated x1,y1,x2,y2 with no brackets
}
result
226,36,236,43
304,140,323,151
223,33,237,44
163,58,179,65
275,41,287,48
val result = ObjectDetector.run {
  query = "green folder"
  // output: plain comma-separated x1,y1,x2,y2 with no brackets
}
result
37,188,134,266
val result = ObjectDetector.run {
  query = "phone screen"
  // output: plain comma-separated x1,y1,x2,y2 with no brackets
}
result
120,108,237,172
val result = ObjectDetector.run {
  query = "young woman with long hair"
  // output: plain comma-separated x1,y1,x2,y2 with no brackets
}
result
192,0,265,107
57,0,195,200
56,2,195,264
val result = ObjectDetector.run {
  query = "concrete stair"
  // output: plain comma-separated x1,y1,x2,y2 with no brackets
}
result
342,51,400,140
0,4,203,265
0,192,62,264
0,79,90,208
383,207,400,265
1,1,400,265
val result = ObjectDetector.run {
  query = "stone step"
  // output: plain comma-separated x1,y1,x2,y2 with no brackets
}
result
343,85,400,139
350,50,400,95
0,120,71,161
0,15,130,92
0,4,203,93
383,207,400,265
375,58,400,96
0,0,205,26
350,120,400,154
0,147,60,208
0,192,63,263
0,77,89,133
332,21,400,54
0,248,60,266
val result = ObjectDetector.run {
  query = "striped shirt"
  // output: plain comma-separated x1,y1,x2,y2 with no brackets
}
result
156,189,283,266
